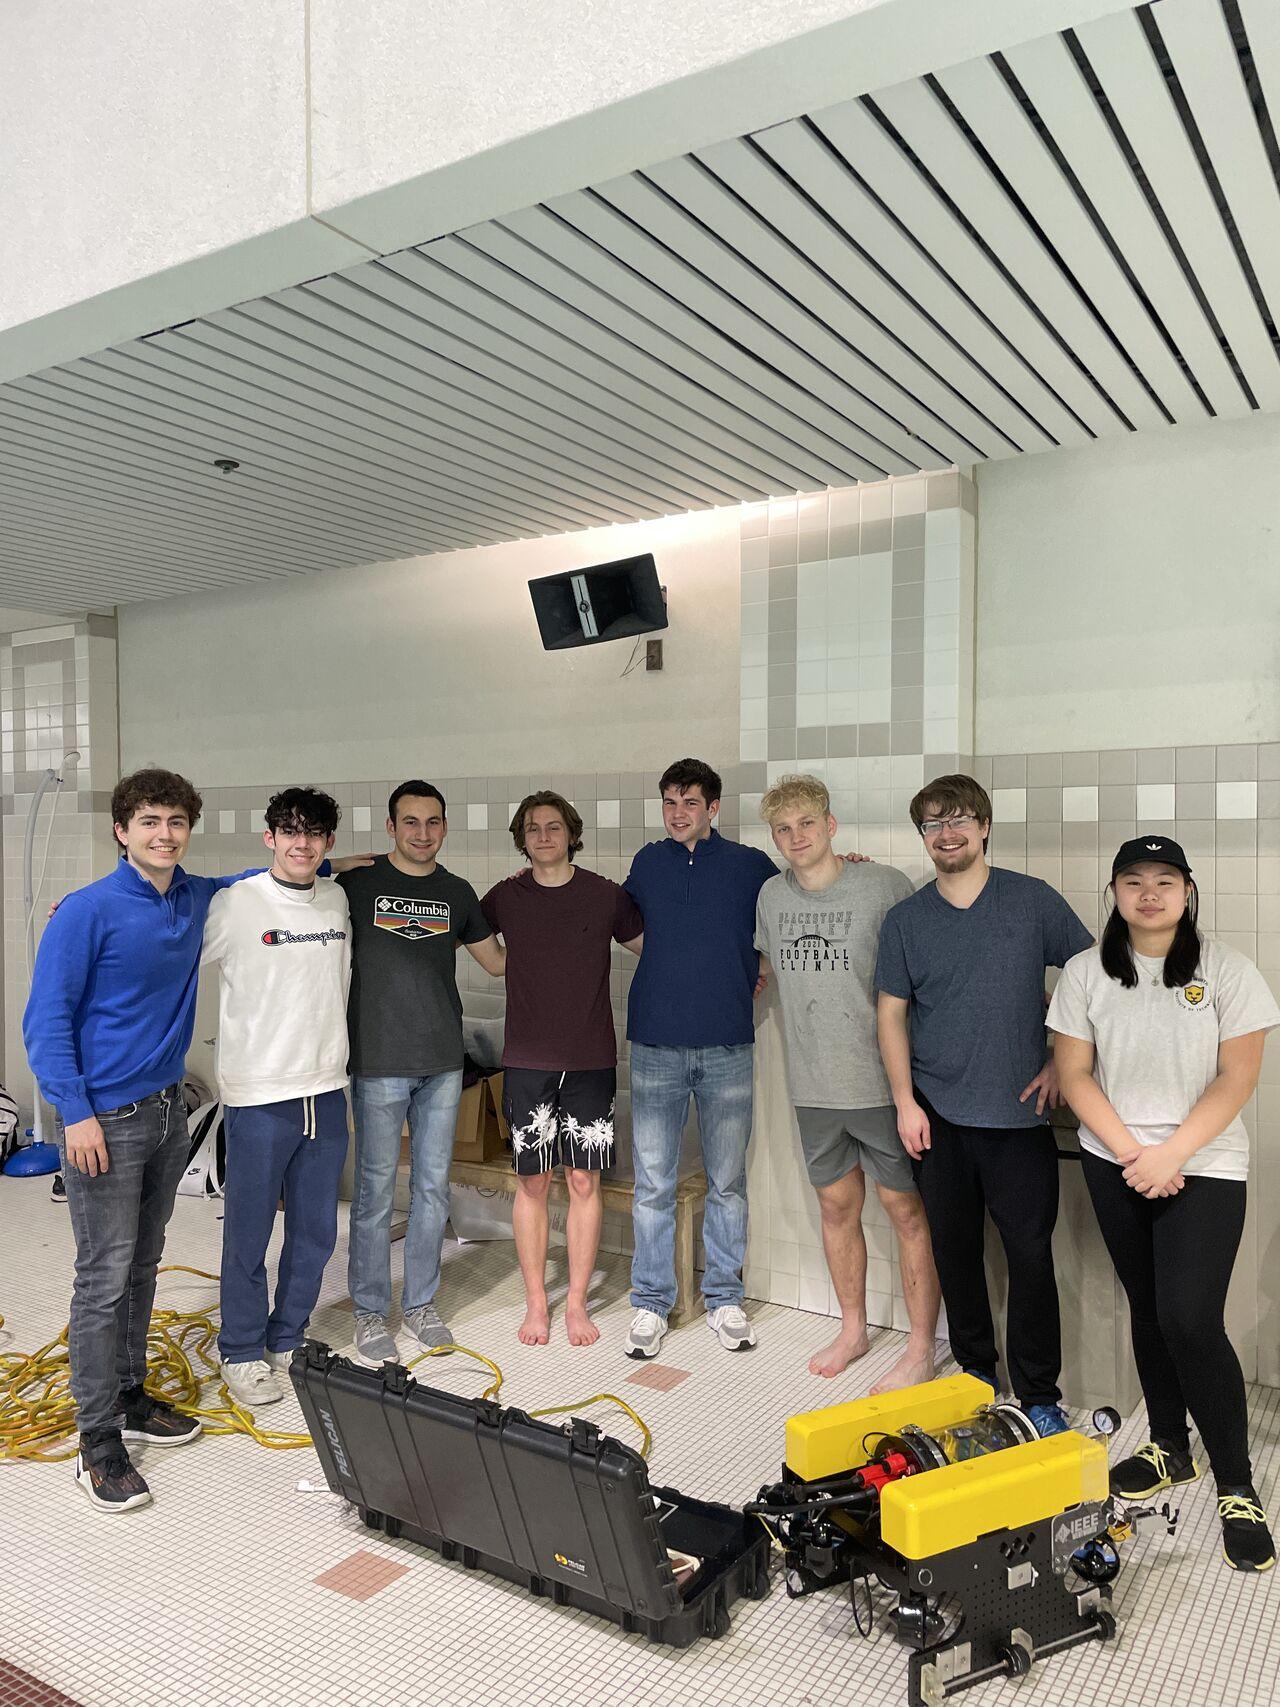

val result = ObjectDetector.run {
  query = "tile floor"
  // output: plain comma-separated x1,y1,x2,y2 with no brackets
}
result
0,1182,1276,1707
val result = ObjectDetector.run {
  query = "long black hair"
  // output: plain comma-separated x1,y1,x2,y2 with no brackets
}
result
1100,876,1201,989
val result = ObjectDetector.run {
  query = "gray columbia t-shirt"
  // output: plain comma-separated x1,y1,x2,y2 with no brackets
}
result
1047,939,1280,1181
337,857,491,1077
756,860,914,1108
874,865,1093,1129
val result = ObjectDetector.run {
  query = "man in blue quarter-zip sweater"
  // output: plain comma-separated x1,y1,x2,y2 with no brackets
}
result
23,768,359,1514
622,758,779,1360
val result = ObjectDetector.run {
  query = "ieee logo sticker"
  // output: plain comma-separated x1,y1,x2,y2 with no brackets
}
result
373,895,450,942
1177,982,1210,1011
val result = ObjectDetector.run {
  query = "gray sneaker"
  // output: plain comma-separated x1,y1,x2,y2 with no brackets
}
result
354,1314,399,1366
404,1302,453,1351
625,1309,668,1360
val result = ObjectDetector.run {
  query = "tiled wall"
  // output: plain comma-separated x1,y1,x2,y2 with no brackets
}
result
737,473,976,1342
735,477,1280,1395
2,618,119,1126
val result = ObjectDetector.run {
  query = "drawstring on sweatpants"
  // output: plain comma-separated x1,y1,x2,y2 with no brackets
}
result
302,1095,316,1140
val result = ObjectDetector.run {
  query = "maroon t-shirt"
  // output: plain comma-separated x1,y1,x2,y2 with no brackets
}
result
481,867,643,1070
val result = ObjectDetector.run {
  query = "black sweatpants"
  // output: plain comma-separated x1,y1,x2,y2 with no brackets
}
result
914,1095,1061,1407
1081,1151,1250,1488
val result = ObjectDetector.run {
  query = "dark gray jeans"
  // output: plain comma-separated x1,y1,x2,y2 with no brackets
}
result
60,1084,189,1441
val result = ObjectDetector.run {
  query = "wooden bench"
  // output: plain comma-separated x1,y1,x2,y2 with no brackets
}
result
448,1159,709,1326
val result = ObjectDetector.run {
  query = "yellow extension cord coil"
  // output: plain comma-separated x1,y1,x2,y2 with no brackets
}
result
1,1265,650,1464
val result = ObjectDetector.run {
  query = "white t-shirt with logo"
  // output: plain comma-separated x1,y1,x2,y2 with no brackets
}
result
1047,939,1280,1181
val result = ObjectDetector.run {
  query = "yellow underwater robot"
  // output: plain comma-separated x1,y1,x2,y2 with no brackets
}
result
751,1373,1134,1706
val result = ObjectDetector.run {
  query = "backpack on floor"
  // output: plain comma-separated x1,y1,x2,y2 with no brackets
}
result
0,1083,18,1168
179,1100,226,1198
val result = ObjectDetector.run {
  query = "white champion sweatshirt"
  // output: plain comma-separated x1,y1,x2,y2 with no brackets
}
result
202,871,352,1107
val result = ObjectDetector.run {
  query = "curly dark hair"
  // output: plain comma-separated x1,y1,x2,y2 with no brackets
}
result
111,768,203,842
265,786,341,838
509,791,584,862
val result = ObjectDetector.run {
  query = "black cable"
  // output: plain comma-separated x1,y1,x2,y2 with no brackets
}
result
851,1572,876,1638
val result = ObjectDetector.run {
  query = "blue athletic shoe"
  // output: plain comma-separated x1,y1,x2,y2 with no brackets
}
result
1026,1403,1071,1438
963,1368,998,1393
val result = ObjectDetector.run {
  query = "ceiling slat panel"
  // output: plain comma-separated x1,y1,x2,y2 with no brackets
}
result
2,389,470,562
350,256,755,507
871,76,1166,430
421,232,813,490
749,119,1086,449
388,245,777,499
592,172,958,465
1002,27,1250,419
488,204,875,481
4,0,1278,611
1155,0,1280,349
246,283,698,517
164,312,637,528
1075,6,1280,408
643,150,1002,459
0,409,470,578
0,412,443,566
38,357,535,547
438,223,845,487
690,136,1039,455
934,53,1207,423
810,97,1113,436
536,189,901,478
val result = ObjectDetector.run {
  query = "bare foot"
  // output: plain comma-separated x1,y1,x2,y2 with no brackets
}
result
518,1300,550,1345
565,1301,600,1347
871,1343,936,1395
809,1324,870,1378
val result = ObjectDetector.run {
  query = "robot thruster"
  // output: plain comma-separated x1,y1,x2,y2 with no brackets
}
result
750,1374,1126,1706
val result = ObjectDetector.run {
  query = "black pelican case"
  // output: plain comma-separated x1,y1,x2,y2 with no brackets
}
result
290,1341,771,1645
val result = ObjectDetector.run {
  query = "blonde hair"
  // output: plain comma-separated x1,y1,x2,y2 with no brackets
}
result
759,773,831,825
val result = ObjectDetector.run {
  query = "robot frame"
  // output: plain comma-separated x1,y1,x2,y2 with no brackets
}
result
751,1373,1137,1707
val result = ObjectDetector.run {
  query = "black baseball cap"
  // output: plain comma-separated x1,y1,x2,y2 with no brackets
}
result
1111,835,1193,881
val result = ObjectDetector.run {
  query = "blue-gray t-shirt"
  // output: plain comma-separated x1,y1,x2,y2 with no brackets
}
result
873,866,1092,1129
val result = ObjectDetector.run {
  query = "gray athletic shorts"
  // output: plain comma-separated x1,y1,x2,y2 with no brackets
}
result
794,1104,916,1194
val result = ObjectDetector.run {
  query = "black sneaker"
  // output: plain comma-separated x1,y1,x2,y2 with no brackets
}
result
1219,1487,1275,1573
1111,1440,1199,1499
120,1389,203,1448
50,1171,67,1203
74,1438,152,1513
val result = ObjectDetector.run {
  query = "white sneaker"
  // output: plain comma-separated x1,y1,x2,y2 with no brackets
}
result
707,1304,756,1352
625,1309,668,1360
221,1358,284,1408
263,1348,296,1374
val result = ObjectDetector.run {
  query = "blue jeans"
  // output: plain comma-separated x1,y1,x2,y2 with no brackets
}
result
60,1084,189,1440
348,1072,463,1318
629,1043,754,1317
218,1090,349,1363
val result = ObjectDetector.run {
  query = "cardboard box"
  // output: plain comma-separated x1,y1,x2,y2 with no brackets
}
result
395,1073,509,1167
455,1073,508,1163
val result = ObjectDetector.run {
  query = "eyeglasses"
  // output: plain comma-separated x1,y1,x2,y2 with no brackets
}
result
918,813,979,838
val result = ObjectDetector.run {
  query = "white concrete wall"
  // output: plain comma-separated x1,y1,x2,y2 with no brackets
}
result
975,412,1280,755
117,509,740,780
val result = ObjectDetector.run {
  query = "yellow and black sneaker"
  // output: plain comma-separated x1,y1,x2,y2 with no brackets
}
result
1218,1488,1275,1573
1110,1440,1200,1499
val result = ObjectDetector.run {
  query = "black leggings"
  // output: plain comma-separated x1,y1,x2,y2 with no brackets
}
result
1081,1151,1250,1487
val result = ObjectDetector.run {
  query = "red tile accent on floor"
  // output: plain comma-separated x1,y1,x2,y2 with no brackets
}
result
314,1547,412,1602
0,1658,89,1707
625,1362,692,1393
